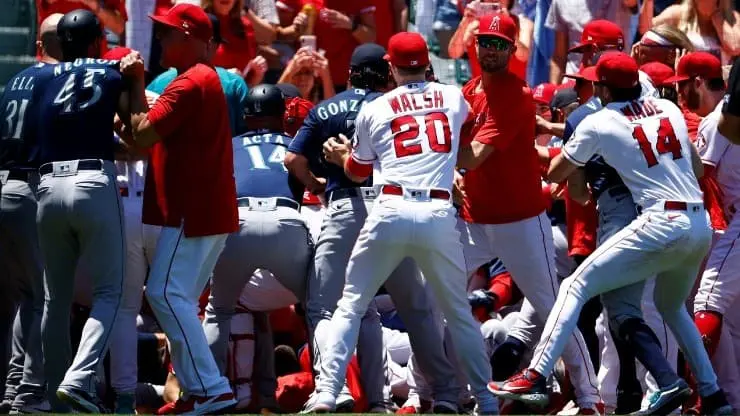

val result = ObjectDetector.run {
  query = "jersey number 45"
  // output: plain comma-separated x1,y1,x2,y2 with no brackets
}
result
632,117,683,168
391,112,451,158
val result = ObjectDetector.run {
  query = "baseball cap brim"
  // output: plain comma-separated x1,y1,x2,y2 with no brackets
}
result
581,67,599,82
149,14,184,34
568,42,595,53
476,32,514,44
662,74,690,83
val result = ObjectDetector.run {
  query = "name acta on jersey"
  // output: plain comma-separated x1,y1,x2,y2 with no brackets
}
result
240,133,289,146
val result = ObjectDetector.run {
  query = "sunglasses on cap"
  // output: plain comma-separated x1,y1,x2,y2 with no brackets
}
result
477,36,511,51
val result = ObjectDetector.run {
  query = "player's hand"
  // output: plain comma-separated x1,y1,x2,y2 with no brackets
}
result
323,134,352,166
536,114,554,135
550,182,565,200
453,170,466,205
468,289,498,322
321,8,352,30
120,51,145,80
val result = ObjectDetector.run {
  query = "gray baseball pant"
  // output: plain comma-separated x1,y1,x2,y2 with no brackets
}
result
36,160,125,409
203,201,311,375
307,190,459,405
0,174,45,407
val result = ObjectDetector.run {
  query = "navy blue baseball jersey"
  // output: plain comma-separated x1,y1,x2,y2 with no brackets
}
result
31,58,123,164
233,130,303,201
288,88,382,194
563,97,625,199
0,62,48,169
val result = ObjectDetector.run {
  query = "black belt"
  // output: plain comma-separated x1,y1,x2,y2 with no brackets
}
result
327,187,377,202
237,197,299,210
5,169,37,182
39,159,103,175
120,188,142,198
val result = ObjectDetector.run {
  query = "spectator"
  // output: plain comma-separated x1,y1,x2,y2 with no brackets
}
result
447,0,532,81
36,0,127,54
373,0,409,48
310,0,377,92
653,0,740,64
278,46,335,103
632,24,695,67
544,0,643,83
202,0,268,86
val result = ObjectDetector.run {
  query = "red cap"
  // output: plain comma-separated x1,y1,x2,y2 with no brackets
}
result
103,46,132,61
584,52,639,89
532,83,557,105
150,3,213,44
564,65,596,81
664,51,722,83
639,62,675,88
476,12,517,43
569,20,624,53
385,32,429,68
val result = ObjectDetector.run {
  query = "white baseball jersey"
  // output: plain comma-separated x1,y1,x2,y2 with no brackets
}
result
697,99,740,213
563,96,703,207
350,81,469,191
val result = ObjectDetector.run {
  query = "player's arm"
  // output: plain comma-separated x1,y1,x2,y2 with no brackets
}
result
690,141,705,179
285,112,328,194
719,60,740,143
550,118,599,183
458,101,519,170
457,141,495,170
322,134,370,183
566,168,591,206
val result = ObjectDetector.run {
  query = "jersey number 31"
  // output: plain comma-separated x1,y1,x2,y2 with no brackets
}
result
632,118,683,168
391,112,451,158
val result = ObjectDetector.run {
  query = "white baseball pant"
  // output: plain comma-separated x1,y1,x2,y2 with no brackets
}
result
316,193,497,412
458,212,600,407
145,226,232,397
530,205,720,398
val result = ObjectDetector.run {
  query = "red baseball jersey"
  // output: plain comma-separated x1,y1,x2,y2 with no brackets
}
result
459,74,546,224
144,63,238,237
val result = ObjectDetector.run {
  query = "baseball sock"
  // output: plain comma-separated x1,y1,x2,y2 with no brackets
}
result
609,325,642,414
490,336,527,381
617,318,679,388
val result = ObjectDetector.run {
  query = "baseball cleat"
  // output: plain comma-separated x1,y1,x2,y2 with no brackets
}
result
488,369,549,407
368,401,398,413
156,392,235,415
9,399,52,414
300,392,335,413
431,400,458,414
56,386,107,413
335,392,355,412
630,379,691,416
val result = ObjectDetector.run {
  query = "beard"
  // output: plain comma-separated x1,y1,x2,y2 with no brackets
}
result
682,86,701,111
479,55,508,73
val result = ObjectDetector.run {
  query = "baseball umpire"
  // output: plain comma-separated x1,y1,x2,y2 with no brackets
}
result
202,84,311,411
31,9,130,412
285,43,460,411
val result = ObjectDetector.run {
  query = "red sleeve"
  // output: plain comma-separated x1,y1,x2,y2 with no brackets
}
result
473,96,523,151
565,191,597,257
147,75,200,141
700,165,728,230
487,271,523,310
541,184,554,211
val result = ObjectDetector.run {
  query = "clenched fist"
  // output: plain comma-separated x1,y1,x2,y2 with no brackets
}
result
119,51,145,80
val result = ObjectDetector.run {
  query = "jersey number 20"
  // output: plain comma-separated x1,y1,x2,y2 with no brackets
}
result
632,117,683,168
391,112,451,158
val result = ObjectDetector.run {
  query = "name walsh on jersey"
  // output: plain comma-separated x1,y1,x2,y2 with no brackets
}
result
388,90,445,114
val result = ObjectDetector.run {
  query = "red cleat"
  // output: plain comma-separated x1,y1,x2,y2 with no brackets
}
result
488,369,549,407
156,392,236,415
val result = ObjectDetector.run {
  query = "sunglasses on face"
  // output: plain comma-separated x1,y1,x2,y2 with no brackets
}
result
477,36,511,51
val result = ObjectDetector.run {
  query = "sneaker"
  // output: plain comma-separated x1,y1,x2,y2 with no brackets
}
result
9,400,51,414
702,389,734,416
114,393,136,414
158,392,236,415
56,386,107,413
431,400,458,414
369,401,398,413
488,369,549,407
335,392,355,412
631,380,691,416
300,392,335,413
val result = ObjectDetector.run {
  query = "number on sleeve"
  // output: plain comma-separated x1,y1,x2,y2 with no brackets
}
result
4,99,29,140
632,117,683,168
391,112,452,158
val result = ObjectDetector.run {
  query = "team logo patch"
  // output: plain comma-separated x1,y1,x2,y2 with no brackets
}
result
489,15,500,32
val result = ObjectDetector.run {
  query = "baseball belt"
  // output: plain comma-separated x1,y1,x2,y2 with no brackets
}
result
237,197,299,211
39,159,103,176
327,187,377,202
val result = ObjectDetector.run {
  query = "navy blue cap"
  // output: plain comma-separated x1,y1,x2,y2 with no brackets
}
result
550,88,579,109
350,43,388,68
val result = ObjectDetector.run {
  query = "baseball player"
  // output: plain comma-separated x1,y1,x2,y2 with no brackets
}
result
286,43,460,412
684,52,740,410
30,9,130,412
0,13,64,414
718,59,740,143
455,13,600,412
302,32,498,414
201,84,311,410
491,52,733,416
122,4,239,414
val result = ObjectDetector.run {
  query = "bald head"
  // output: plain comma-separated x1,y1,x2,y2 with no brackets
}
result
38,13,63,62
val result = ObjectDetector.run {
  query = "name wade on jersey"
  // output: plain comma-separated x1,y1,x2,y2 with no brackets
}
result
388,89,445,114
619,98,663,121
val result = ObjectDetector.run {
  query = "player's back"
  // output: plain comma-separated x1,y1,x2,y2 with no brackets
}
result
359,82,468,191
33,58,123,164
0,62,49,169
233,131,303,201
583,96,703,206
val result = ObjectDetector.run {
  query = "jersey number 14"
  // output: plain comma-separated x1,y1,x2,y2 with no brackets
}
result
632,117,683,168
391,112,451,158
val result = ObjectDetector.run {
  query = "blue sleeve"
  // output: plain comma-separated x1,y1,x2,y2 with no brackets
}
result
288,108,320,154
563,120,574,144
